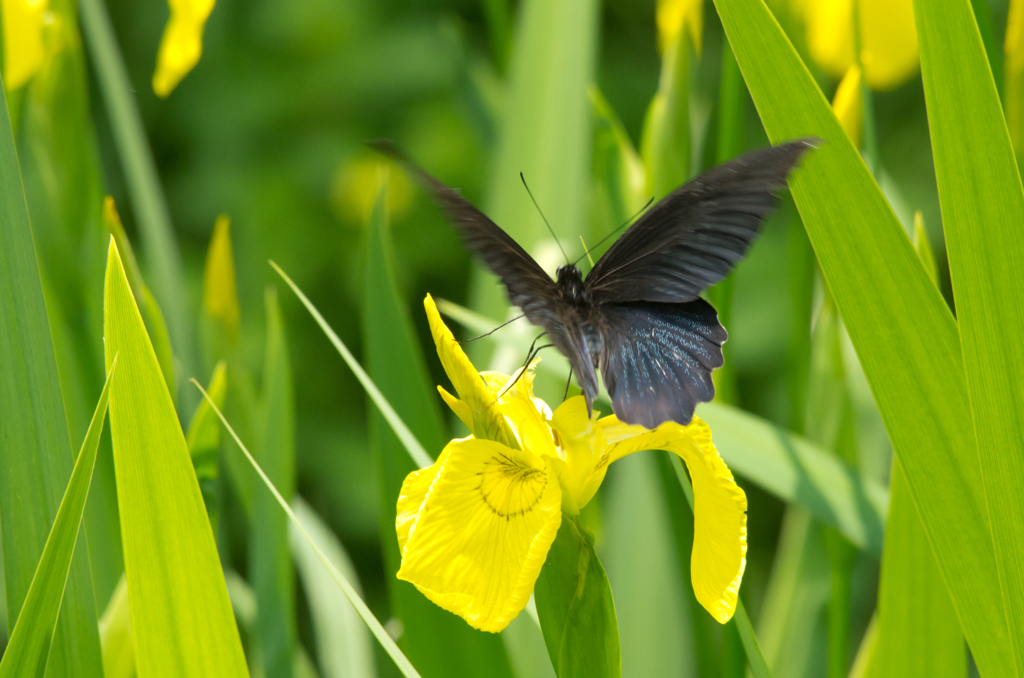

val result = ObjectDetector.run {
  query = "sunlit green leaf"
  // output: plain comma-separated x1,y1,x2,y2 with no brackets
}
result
98,576,134,678
712,0,1011,671
914,0,1024,662
0,359,114,678
103,239,248,677
185,362,227,531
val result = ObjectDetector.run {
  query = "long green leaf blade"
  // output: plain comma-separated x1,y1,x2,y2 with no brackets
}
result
0,72,104,678
362,185,514,677
711,1,1012,672
913,0,1024,663
0,359,115,678
193,382,423,678
103,239,248,677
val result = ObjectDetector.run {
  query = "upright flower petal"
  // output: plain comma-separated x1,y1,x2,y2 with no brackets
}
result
397,437,562,632
424,294,517,446
152,0,216,97
832,65,863,148
2,0,48,90
601,417,747,622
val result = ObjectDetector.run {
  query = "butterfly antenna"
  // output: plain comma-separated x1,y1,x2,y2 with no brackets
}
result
520,172,570,265
459,314,525,343
572,196,655,267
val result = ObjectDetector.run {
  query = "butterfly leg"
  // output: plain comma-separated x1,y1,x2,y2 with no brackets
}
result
563,368,573,401
496,334,551,400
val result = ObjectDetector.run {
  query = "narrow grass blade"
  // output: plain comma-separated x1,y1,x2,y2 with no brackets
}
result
0,73,104,678
252,288,298,678
193,381,423,678
361,186,514,677
289,498,375,678
271,261,433,469
534,517,620,678
864,464,966,678
0,359,115,678
437,298,889,553
914,0,1024,662
98,576,133,678
103,239,248,677
712,1,1011,672
79,0,196,402
475,0,598,321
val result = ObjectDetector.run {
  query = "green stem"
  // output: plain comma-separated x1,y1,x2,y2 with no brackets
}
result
78,0,196,409
826,542,852,678
669,455,773,678
851,0,879,175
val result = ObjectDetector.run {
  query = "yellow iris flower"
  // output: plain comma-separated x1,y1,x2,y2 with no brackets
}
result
2,0,50,91
152,0,216,97
395,295,748,633
805,0,919,91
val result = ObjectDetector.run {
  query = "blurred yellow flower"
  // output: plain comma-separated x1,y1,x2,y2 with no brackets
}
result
202,215,240,343
1006,0,1024,161
152,0,215,97
806,0,919,91
832,64,863,147
330,154,413,226
395,295,748,632
657,0,702,55
2,0,50,90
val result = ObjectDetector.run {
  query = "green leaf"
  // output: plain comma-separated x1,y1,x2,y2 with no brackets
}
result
252,287,299,678
361,185,515,678
103,239,248,677
864,464,966,678
79,0,197,406
98,576,134,678
474,0,598,322
712,0,1012,672
0,359,114,678
914,0,1024,664
289,498,375,678
534,517,620,678
0,74,104,678
185,361,227,527
194,382,423,678
641,32,691,197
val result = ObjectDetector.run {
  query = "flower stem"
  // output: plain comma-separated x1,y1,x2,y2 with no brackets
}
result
668,455,773,678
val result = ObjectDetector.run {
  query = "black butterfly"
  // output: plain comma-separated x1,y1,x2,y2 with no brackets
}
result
373,139,818,429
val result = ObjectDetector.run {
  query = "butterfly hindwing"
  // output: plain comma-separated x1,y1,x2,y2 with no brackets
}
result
585,138,818,304
594,299,726,428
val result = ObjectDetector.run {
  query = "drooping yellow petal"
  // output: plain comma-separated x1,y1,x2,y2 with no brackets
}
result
424,294,517,447
2,0,48,90
202,215,240,343
806,0,918,91
832,65,863,148
600,416,747,623
397,437,562,632
657,0,702,55
152,0,216,98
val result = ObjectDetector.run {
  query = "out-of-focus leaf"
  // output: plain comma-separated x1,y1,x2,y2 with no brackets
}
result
642,29,691,198
589,86,646,253
915,0,1024,662
0,74,104,678
475,0,598,327
186,361,227,527
1007,0,1024,165
80,0,197,406
202,216,240,348
98,576,134,678
252,287,298,678
713,0,1011,671
864,466,965,678
290,498,375,678
0,360,114,678
912,212,937,284
361,185,515,678
196,384,422,678
534,517,619,678
436,297,889,553
103,239,248,677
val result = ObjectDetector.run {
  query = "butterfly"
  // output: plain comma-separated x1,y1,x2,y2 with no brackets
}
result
373,138,818,429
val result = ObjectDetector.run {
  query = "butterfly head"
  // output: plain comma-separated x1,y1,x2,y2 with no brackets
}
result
556,264,588,305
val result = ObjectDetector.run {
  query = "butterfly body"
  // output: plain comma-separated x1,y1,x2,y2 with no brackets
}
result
373,138,818,428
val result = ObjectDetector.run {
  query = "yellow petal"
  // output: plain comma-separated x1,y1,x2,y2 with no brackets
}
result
397,437,562,632
806,0,918,91
152,0,216,98
1,0,48,90
832,65,863,148
424,294,516,447
202,215,240,343
548,396,607,509
656,0,702,55
600,416,747,623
